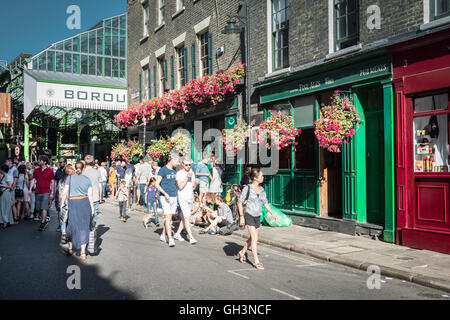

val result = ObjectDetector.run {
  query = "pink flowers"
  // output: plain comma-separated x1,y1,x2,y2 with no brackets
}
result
115,63,246,128
256,111,301,149
314,92,360,153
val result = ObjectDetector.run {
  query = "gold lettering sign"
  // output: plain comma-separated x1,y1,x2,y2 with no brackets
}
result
0,93,11,124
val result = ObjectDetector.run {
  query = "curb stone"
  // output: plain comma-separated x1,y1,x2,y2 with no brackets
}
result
103,199,450,293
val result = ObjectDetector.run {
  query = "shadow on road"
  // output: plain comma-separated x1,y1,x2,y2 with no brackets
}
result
223,242,243,257
0,216,136,300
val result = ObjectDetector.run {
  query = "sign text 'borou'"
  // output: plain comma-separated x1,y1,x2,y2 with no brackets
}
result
64,90,126,103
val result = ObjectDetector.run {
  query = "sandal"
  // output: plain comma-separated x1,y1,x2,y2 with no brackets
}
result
254,262,264,270
63,247,72,256
80,253,87,261
236,251,246,263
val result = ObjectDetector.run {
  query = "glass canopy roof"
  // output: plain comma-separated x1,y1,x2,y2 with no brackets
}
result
31,14,127,79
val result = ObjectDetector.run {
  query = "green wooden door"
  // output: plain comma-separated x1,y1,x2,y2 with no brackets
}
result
342,92,366,221
365,110,384,225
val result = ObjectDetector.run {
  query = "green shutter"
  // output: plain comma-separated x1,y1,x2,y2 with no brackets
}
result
170,55,175,90
191,43,197,80
139,73,142,102
164,59,168,83
208,33,213,75
148,68,151,98
153,65,157,97
184,47,189,83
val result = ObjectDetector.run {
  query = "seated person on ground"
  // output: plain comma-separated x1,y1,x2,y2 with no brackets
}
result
200,195,234,234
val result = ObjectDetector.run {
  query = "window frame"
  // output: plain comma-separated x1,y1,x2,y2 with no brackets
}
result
333,0,359,51
143,3,150,38
271,0,290,71
158,57,167,96
199,32,210,77
177,45,186,88
159,0,166,25
430,0,450,20
177,0,185,11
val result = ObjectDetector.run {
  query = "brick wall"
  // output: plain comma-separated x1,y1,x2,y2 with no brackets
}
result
127,0,242,107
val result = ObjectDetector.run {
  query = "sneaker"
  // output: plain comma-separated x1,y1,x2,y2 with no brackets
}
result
173,233,185,242
189,237,197,245
56,225,61,232
34,215,40,221
39,223,45,231
199,229,207,234
45,216,50,222
160,235,168,243
168,238,175,247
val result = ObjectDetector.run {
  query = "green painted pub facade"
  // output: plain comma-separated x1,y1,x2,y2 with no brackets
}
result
255,51,395,242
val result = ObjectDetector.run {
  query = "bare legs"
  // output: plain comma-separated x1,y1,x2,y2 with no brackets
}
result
238,226,260,266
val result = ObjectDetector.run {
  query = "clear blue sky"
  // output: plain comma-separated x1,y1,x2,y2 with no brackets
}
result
0,0,126,64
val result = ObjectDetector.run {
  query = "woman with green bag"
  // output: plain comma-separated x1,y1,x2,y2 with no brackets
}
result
236,167,277,270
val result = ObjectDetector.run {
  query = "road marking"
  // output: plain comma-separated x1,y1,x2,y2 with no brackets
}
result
228,270,250,279
270,288,302,300
295,263,326,268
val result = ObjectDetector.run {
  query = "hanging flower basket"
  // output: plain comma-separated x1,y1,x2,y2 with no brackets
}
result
146,138,175,162
314,90,361,153
171,133,191,156
115,63,246,128
256,111,301,150
127,140,144,161
111,142,130,162
222,119,251,154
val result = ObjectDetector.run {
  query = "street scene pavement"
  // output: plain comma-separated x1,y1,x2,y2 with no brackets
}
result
0,201,448,300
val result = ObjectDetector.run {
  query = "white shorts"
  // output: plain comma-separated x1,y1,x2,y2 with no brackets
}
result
199,181,209,193
178,199,193,218
160,196,178,215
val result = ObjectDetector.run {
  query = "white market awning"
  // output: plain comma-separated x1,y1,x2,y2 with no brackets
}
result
24,69,128,120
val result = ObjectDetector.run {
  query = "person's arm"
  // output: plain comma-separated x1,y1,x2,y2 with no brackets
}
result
155,175,169,200
50,179,56,200
25,174,30,190
263,203,278,221
62,184,69,207
237,186,248,227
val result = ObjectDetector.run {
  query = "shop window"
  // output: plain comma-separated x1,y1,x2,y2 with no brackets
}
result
413,93,450,172
334,0,359,51
47,51,55,72
271,0,289,71
431,0,450,20
295,129,316,170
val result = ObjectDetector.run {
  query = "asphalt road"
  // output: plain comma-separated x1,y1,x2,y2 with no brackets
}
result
0,202,448,300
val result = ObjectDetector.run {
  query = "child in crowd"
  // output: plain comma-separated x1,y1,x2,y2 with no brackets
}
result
200,195,234,235
117,180,129,223
190,194,203,226
145,178,159,226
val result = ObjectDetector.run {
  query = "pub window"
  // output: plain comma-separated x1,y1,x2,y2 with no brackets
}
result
413,93,450,173
272,0,289,71
199,32,210,77
431,0,450,20
334,0,359,51
177,46,186,88
158,0,165,25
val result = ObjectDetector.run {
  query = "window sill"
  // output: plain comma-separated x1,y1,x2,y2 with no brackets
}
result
326,43,362,60
420,16,450,31
172,7,185,19
264,67,291,79
139,35,149,44
154,23,165,33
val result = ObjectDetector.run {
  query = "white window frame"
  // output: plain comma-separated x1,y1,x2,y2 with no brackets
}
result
176,45,186,89
177,0,185,12
198,31,209,77
158,57,166,96
143,3,149,38
158,0,165,26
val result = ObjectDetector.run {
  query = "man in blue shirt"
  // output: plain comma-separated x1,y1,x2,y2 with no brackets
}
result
195,156,212,208
155,155,180,247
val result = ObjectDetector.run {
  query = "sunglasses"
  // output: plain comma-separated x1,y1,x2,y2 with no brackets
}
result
183,163,191,166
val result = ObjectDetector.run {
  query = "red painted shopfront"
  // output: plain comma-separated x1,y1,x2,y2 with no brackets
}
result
390,30,450,254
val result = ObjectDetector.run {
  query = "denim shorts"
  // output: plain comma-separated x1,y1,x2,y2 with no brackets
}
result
244,213,261,228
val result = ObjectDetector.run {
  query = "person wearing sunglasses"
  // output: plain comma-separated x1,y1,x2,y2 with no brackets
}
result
174,157,199,245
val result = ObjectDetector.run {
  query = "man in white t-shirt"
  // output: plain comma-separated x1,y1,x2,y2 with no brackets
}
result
99,162,108,202
174,157,199,245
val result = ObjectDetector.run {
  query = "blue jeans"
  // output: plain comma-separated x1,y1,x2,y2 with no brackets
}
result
138,183,146,205
102,182,106,198
147,200,159,224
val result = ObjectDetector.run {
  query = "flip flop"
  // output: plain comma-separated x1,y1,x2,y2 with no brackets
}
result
254,262,264,270
236,251,246,263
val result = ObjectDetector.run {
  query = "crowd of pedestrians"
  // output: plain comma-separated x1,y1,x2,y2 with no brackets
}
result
0,151,276,269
